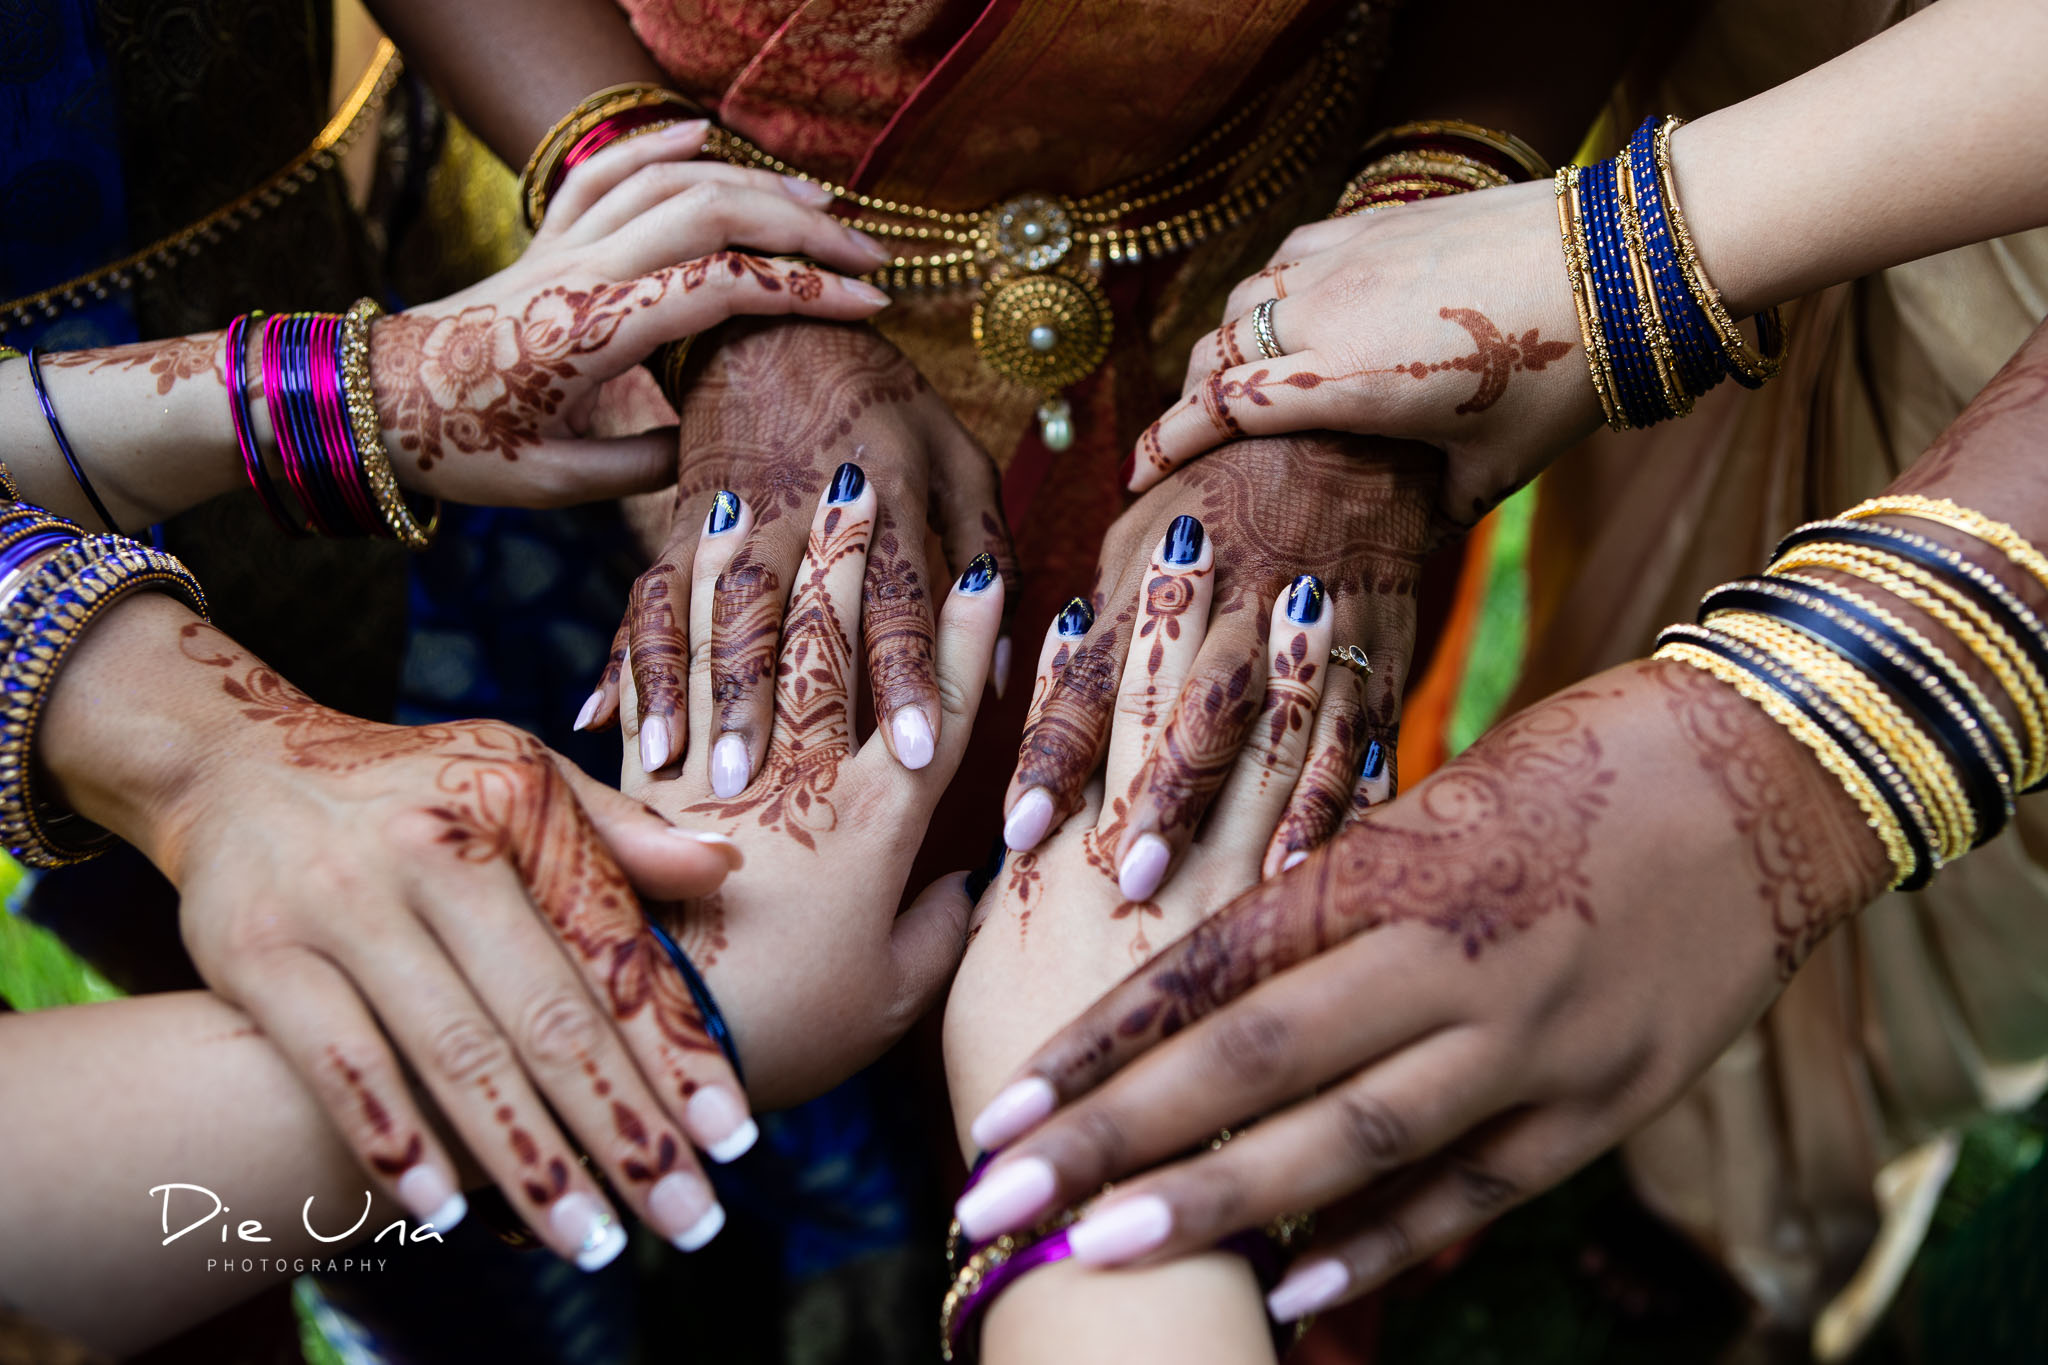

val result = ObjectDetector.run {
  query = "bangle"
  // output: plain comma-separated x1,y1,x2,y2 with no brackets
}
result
1649,116,1785,387
25,349,121,533
1555,168,1624,429
1332,119,1546,219
645,914,743,1083
1842,496,2048,598
224,312,306,535
518,83,701,230
341,298,439,550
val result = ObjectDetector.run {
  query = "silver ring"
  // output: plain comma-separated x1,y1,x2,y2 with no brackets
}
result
1251,297,1284,361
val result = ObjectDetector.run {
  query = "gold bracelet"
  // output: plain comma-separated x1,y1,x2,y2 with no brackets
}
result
1555,167,1624,429
340,299,439,550
518,83,701,230
1771,543,2048,786
1358,119,1551,180
1615,145,1692,420
1653,638,1917,887
1650,116,1786,386
1715,612,1972,862
1843,496,2048,599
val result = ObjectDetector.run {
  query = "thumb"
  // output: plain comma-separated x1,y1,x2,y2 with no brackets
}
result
552,754,743,899
886,872,974,1035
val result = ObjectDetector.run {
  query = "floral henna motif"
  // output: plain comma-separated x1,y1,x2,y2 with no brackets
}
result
1270,711,1360,859
1014,635,1126,811
1262,635,1321,761
41,333,225,395
1395,308,1575,416
1139,661,1261,839
709,547,783,733
1006,850,1043,943
862,519,937,717
628,558,688,728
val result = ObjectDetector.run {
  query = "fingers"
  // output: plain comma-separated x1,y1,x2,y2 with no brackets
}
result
556,154,832,245
1264,664,1367,877
766,461,875,766
1129,353,1349,493
1025,596,1096,728
594,177,894,281
885,872,976,1041
534,119,709,239
684,490,753,772
1209,577,1334,863
704,482,811,800
906,548,1005,778
579,616,632,733
552,753,744,895
622,253,891,353
1004,586,1131,853
862,503,941,772
627,550,691,774
930,423,1023,698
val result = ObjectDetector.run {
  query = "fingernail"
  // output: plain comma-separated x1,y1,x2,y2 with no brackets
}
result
396,1166,466,1233
1164,514,1204,565
639,716,672,773
677,829,743,867
964,836,1007,902
891,706,935,770
954,1155,1057,1240
957,552,998,594
687,1086,759,1163
828,461,866,504
648,1171,723,1251
1286,574,1325,625
778,173,834,206
1361,738,1385,781
573,690,604,732
711,733,751,798
665,118,710,143
706,489,741,535
970,1076,1057,1150
551,1193,627,1271
1070,1194,1173,1265
847,280,893,308
848,227,893,265
1282,849,1308,871
993,635,1013,699
1003,787,1055,852
1267,1259,1350,1322
1056,596,1095,637
1118,833,1171,902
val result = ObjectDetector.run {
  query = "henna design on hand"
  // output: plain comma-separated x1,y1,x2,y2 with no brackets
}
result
710,546,784,734
862,518,937,717
1408,309,1574,415
328,1047,426,1176
628,555,689,736
40,333,225,395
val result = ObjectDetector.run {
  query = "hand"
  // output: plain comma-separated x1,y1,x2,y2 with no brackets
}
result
579,318,1019,786
1003,432,1446,903
954,658,1892,1320
372,121,897,508
1131,182,1602,527
616,464,1006,1107
106,607,760,1268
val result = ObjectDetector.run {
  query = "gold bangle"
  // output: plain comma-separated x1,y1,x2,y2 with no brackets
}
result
1650,116,1786,386
1653,639,1916,887
1770,543,2048,786
1843,496,2048,599
1615,146,1693,420
340,299,439,551
1555,167,1624,430
1359,119,1551,180
518,83,700,230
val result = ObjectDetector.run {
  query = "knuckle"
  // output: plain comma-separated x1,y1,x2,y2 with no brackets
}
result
1053,1105,1130,1185
1203,1004,1294,1090
425,1014,513,1087
1333,1089,1412,1170
1452,1157,1520,1214
520,990,607,1070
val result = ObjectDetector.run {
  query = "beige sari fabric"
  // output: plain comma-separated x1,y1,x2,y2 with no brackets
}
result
1511,0,2048,1344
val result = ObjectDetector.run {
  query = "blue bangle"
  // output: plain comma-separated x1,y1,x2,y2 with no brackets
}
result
25,350,122,534
1627,118,1722,397
1582,161,1659,426
645,914,745,1085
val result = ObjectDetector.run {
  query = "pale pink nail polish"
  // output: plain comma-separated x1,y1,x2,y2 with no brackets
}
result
396,1166,466,1233
891,707,935,770
969,1076,1057,1151
687,1086,759,1163
711,734,751,798
1267,1259,1350,1321
1003,788,1055,852
550,1193,627,1271
848,279,892,307
1118,833,1171,902
954,1156,1057,1241
1069,1195,1173,1265
639,716,671,773
779,174,834,205
573,691,604,732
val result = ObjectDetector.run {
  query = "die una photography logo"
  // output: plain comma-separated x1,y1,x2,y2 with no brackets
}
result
151,1183,447,1272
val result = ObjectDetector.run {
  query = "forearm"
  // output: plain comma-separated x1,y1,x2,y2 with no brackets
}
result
982,1254,1275,1365
1674,0,2048,315
363,0,669,165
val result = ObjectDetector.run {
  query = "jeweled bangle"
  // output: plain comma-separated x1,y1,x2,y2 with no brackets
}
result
1627,117,1719,395
341,298,439,550
1354,119,1550,182
1555,168,1624,430
645,914,743,1082
0,534,208,867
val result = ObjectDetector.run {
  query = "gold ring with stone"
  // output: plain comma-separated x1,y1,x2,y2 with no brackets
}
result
1330,644,1373,679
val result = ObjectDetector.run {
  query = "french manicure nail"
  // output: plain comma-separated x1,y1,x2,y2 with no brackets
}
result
992,635,1013,699
891,706,935,770
828,461,866,504
1267,1259,1350,1322
1118,833,1171,902
648,1171,723,1251
674,1201,726,1252
687,1086,759,1163
1361,738,1385,781
1003,787,1055,852
969,1075,1056,1150
1070,1195,1173,1265
396,1166,466,1233
1056,596,1095,637
1286,574,1325,625
677,829,743,867
848,280,893,308
706,489,741,535
639,716,672,773
573,690,604,732
1164,514,1204,565
957,552,998,594
551,1193,627,1271
778,173,835,205
711,733,751,798
954,1156,1057,1241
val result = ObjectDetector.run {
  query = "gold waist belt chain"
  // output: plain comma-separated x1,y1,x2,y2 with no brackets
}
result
704,7,1377,449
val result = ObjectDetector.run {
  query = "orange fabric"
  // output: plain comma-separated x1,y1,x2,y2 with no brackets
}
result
1397,515,1496,783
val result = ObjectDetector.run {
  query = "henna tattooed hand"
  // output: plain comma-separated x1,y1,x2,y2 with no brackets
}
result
580,319,1019,786
954,658,1893,1318
1132,181,1604,527
1003,432,1447,902
615,467,1007,1107
370,123,898,509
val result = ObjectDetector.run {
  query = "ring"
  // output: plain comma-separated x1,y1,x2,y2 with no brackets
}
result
1329,644,1373,679
1252,297,1284,361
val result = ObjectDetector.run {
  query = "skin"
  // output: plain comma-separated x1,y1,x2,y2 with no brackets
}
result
2,129,891,532
957,316,2048,1319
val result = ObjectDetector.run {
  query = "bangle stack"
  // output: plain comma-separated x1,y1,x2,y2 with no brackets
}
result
223,300,439,548
517,83,703,230
0,502,208,868
1653,497,2048,891
1332,118,1549,218
1556,116,1787,431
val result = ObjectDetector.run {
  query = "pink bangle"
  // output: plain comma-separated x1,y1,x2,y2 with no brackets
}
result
549,105,692,203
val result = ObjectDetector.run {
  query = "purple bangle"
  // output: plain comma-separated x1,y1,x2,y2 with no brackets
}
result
261,315,328,534
25,349,121,534
282,314,349,535
944,1226,1078,1360
307,315,378,534
224,313,304,535
0,529,79,582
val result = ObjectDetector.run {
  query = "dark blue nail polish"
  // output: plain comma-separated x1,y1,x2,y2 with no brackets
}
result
1361,738,1385,780
828,462,865,504
1164,515,1204,566
964,836,1007,901
1056,596,1094,637
1286,574,1324,625
958,553,998,594
707,490,740,535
